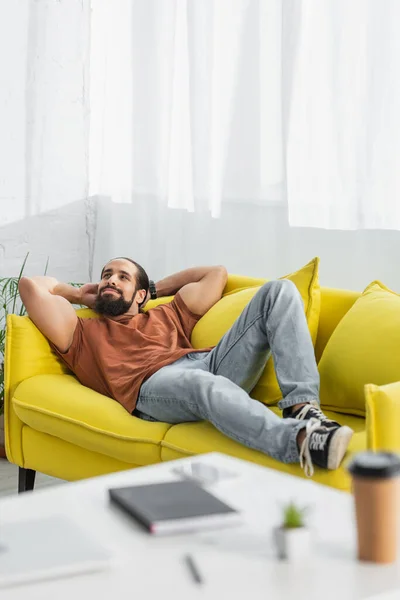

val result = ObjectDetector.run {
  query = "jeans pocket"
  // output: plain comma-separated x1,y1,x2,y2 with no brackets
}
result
186,351,209,362
133,407,159,422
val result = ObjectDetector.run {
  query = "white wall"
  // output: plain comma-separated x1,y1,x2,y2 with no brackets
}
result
0,201,91,283
93,197,400,292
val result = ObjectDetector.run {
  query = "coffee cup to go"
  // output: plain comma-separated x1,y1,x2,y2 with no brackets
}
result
348,451,400,564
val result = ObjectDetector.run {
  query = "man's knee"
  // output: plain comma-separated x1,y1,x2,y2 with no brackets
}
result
260,279,298,300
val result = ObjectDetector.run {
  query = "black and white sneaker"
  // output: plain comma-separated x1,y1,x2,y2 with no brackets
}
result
285,402,342,429
299,418,353,477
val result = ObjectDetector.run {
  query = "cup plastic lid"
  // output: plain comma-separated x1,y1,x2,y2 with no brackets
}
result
348,451,400,478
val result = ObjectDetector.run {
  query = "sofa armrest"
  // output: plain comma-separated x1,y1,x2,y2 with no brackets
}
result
365,382,400,452
5,307,100,466
5,314,69,465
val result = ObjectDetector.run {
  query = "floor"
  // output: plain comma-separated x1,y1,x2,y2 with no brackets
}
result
0,458,62,498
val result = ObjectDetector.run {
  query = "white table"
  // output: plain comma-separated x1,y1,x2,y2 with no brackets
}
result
0,452,399,600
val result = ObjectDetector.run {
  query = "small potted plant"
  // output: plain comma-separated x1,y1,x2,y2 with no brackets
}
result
273,501,310,561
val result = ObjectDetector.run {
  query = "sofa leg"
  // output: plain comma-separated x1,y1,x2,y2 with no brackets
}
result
18,467,36,493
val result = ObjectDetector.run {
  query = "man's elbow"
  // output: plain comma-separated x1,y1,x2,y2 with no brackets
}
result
215,265,228,281
215,266,228,292
18,276,32,299
19,276,30,290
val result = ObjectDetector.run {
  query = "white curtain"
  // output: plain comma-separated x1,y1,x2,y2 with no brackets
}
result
0,0,89,226
90,0,400,230
89,0,284,218
3,0,400,286
287,0,400,230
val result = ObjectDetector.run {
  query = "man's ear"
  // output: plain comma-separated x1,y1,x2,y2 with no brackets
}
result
136,289,147,304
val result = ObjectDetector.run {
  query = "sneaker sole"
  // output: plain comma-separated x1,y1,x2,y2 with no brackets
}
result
327,426,354,470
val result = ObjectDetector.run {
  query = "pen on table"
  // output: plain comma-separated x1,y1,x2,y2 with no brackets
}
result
184,553,204,585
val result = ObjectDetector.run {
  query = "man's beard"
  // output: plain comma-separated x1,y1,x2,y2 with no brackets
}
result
94,288,136,316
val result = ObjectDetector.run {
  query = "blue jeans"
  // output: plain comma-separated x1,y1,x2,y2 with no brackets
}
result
135,280,320,464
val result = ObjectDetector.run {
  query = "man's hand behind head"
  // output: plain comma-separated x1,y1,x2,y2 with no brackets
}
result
79,283,99,309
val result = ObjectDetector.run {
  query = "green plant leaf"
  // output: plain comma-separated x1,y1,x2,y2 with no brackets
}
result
12,252,29,314
1,278,13,299
44,256,49,276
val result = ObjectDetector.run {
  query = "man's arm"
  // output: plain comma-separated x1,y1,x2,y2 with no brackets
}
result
156,266,228,317
18,277,94,353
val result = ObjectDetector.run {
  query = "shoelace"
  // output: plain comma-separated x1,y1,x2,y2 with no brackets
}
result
295,403,331,424
299,418,322,478
309,432,329,450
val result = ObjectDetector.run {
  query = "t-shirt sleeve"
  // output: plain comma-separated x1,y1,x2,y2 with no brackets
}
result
169,292,203,340
49,317,84,371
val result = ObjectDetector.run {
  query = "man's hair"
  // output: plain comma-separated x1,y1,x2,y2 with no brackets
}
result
101,257,149,309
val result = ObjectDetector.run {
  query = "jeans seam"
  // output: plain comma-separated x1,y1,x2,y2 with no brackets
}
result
288,420,308,462
139,395,198,409
187,352,209,362
214,311,268,372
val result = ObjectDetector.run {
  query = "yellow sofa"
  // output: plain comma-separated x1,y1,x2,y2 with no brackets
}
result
3,276,393,494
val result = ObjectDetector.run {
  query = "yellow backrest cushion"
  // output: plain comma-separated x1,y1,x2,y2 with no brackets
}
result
315,287,360,363
319,281,400,417
191,257,321,405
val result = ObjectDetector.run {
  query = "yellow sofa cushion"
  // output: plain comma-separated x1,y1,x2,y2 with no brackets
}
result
365,382,400,452
12,374,172,466
22,428,143,481
319,281,400,417
161,407,366,491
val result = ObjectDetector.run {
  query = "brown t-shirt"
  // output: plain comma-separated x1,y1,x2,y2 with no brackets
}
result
50,293,211,414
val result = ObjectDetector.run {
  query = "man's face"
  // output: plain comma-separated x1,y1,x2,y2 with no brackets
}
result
95,259,143,317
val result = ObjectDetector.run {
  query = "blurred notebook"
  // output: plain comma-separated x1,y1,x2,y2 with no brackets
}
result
0,515,110,588
109,480,241,535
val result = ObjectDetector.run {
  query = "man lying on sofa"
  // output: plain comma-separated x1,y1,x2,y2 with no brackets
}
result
19,257,353,477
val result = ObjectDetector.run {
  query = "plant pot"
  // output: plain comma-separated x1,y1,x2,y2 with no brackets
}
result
0,412,6,459
273,526,311,561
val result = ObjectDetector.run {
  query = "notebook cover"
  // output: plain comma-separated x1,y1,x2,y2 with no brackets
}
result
109,480,237,529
